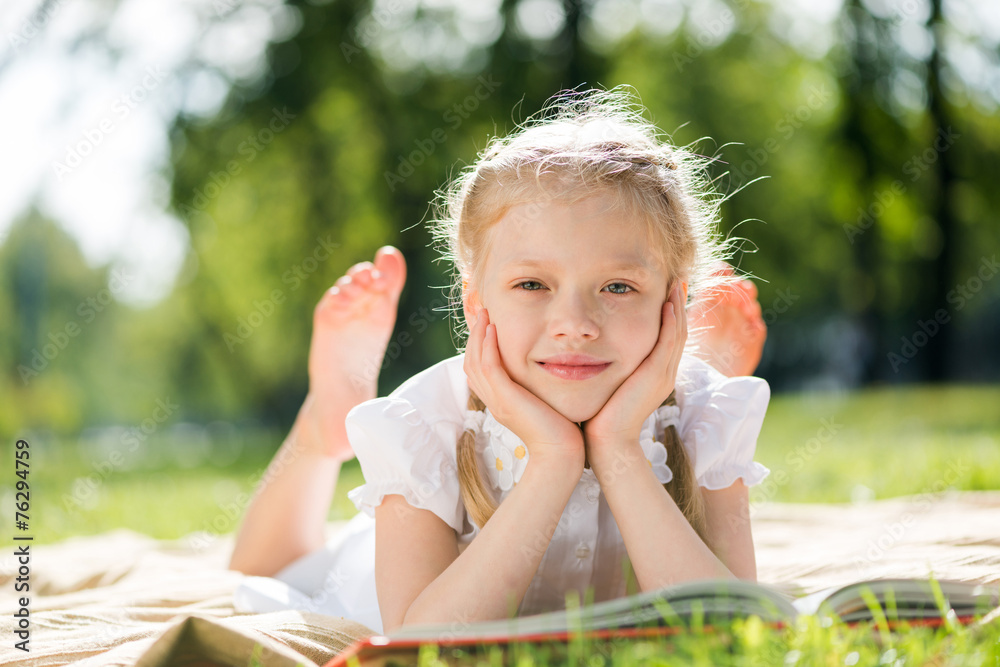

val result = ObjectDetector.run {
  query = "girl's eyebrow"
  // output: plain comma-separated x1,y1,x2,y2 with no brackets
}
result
506,258,653,273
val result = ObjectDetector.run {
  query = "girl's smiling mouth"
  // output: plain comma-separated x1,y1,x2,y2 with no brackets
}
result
537,354,612,380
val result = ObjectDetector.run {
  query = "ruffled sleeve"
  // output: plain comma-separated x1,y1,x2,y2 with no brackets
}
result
676,357,771,490
345,396,465,533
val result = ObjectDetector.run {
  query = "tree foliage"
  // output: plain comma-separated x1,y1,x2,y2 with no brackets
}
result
6,0,999,434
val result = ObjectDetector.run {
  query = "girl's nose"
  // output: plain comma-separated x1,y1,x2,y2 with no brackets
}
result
548,292,600,340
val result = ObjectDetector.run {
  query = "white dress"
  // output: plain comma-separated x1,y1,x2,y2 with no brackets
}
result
234,353,771,635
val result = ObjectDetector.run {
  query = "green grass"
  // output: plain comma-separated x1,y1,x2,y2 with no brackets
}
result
4,384,999,545
754,384,1000,503
2,427,368,545
405,612,1000,666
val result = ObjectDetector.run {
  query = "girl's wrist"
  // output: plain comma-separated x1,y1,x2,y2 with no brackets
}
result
586,435,643,477
525,445,586,480
584,429,640,454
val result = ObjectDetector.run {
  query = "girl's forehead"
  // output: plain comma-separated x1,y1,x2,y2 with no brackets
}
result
486,197,664,268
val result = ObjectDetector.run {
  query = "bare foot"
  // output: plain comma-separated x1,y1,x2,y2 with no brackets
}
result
688,263,767,377
305,246,407,461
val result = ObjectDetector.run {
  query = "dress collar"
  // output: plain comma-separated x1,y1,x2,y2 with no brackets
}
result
467,404,680,492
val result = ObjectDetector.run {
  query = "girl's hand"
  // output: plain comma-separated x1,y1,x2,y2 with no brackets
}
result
583,282,687,464
464,306,586,471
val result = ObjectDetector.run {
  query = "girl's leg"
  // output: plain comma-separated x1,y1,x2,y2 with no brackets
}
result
688,264,767,378
229,246,407,576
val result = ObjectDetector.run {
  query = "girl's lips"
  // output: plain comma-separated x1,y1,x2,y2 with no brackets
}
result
537,361,611,380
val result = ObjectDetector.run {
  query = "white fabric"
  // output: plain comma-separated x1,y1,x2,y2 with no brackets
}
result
239,353,770,631
234,511,384,634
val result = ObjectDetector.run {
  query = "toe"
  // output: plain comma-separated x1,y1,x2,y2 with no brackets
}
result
338,279,363,299
347,261,376,278
349,266,376,289
374,246,407,295
314,285,346,321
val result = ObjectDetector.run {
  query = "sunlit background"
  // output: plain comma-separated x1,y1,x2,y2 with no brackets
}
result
2,0,999,541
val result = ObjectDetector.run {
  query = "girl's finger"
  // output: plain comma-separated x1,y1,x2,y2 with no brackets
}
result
650,291,679,363
464,308,480,362
674,282,688,360
467,308,502,407
464,307,486,385
480,315,506,387
646,284,685,386
624,297,676,395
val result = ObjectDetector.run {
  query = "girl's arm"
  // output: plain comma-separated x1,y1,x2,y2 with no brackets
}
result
701,479,757,580
374,454,582,634
590,442,750,591
585,284,756,588
229,394,340,576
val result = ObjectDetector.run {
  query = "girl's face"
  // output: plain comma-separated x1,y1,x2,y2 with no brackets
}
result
470,193,671,423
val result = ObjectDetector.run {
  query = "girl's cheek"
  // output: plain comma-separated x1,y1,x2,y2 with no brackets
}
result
490,314,516,357
632,307,664,348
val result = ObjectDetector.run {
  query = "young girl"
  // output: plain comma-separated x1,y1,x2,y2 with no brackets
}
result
229,88,770,636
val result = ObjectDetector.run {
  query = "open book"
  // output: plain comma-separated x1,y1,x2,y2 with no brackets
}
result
326,577,998,666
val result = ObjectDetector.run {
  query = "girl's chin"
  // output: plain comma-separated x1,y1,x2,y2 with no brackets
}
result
519,378,616,424
549,397,609,425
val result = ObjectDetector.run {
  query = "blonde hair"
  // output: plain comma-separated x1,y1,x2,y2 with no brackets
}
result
433,86,740,545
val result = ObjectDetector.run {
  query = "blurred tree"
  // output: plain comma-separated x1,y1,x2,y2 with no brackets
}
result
156,0,617,425
9,0,999,437
923,0,957,381
156,0,1000,423
2,215,135,434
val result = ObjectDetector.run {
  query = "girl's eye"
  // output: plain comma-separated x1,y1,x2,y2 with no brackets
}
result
603,283,634,295
515,281,544,291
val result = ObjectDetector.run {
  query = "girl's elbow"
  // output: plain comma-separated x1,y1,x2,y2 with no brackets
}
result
384,604,423,635
379,603,411,636
729,560,757,582
380,606,410,636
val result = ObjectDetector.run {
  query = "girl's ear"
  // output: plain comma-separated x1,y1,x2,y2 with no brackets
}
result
462,280,481,325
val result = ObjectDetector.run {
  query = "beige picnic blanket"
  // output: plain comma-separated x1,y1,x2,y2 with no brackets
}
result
2,491,998,666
